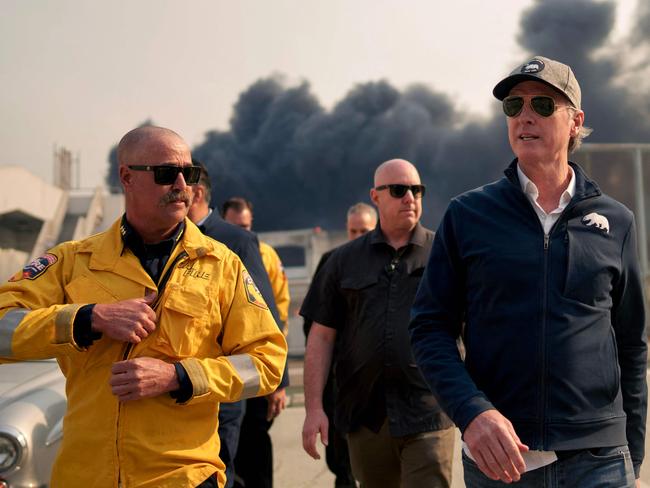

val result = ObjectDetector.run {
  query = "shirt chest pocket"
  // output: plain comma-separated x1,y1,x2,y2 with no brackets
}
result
564,223,618,307
157,285,217,358
340,274,379,314
65,274,123,303
340,274,379,293
406,266,425,292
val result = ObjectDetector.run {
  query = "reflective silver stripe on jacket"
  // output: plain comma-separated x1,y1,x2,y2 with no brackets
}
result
0,308,30,356
227,354,261,399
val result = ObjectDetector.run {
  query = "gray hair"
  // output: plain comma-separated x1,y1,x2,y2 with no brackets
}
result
569,124,593,153
347,202,377,220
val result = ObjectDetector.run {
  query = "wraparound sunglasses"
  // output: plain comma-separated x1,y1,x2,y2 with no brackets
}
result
375,184,426,199
128,164,201,185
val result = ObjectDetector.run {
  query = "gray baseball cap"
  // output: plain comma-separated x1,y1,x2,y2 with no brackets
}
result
493,56,581,109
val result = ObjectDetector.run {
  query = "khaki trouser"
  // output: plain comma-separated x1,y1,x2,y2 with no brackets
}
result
347,418,455,488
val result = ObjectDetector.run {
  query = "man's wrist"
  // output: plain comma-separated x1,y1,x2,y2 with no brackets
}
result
169,362,192,403
304,402,324,413
73,304,101,347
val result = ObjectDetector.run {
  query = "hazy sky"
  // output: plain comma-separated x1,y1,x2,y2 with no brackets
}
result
0,0,638,188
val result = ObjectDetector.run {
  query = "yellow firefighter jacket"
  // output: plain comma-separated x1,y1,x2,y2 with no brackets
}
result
258,241,290,334
0,218,287,488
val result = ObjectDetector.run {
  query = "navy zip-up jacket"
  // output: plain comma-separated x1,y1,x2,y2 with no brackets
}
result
199,210,289,389
410,160,647,475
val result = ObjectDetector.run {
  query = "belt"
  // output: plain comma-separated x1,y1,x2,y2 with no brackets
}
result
555,449,585,460
555,447,618,460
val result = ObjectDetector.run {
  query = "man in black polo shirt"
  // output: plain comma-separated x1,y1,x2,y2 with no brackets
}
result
300,159,455,488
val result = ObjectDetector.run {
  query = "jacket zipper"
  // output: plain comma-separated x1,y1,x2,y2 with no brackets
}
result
537,196,596,449
540,232,550,447
120,250,189,360
539,215,572,448
115,250,190,487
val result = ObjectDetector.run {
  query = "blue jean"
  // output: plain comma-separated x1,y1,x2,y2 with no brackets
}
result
218,401,245,488
463,446,635,488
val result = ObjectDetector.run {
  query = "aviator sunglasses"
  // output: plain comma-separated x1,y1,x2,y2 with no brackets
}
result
127,164,201,185
375,184,426,199
502,95,568,118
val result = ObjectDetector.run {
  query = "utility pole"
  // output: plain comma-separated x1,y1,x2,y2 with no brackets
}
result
53,145,80,190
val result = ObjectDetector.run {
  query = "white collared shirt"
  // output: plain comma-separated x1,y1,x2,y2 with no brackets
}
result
517,164,575,235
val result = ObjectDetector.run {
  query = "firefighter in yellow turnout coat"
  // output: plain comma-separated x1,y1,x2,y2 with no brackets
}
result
259,241,290,333
0,126,287,488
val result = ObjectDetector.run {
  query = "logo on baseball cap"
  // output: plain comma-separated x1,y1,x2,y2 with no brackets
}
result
493,56,581,109
521,59,545,74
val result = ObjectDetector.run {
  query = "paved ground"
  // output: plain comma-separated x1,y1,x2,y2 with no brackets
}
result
272,360,650,488
271,359,464,487
271,405,464,487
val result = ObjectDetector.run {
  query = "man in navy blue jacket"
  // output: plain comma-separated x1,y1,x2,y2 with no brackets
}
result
410,56,647,487
188,161,288,488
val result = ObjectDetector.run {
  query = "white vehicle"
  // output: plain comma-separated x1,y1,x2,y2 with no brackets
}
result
0,360,65,487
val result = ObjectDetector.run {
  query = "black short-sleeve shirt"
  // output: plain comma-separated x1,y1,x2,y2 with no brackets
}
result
300,223,452,436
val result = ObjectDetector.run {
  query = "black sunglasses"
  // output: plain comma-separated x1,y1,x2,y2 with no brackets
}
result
127,164,201,185
375,184,426,199
502,95,563,118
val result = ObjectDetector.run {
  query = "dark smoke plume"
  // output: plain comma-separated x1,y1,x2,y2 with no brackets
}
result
109,0,650,232
192,77,505,231
632,0,650,44
518,0,650,142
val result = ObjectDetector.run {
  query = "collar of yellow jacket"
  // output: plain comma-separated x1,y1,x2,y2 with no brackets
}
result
79,217,220,272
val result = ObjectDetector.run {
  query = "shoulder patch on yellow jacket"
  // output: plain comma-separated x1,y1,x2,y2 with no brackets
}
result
242,270,268,310
8,253,58,282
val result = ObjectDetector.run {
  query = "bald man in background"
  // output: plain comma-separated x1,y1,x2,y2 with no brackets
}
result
301,160,455,488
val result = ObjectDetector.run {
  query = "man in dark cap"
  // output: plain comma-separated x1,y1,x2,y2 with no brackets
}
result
411,56,647,487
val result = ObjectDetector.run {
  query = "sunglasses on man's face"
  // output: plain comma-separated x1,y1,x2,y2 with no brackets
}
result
502,95,565,118
127,164,201,185
375,184,426,199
